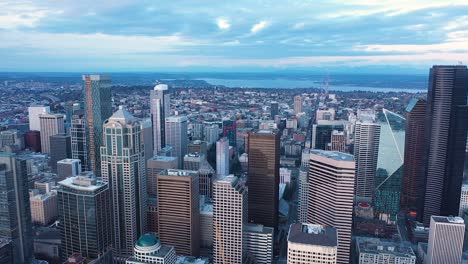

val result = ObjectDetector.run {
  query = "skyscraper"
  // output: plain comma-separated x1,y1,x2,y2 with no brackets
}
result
24,130,41,152
140,118,154,161
459,183,468,216
329,130,345,152
83,74,112,175
156,169,200,256
57,173,112,262
216,137,229,177
248,129,280,231
294,95,302,114
243,224,274,264
28,105,50,131
150,84,170,154
49,133,71,173
401,99,426,220
270,101,279,117
71,112,89,171
307,150,355,264
354,119,380,202
0,152,32,263
39,113,65,154
423,65,468,226
287,223,338,264
101,107,146,260
165,115,188,169
222,119,236,146
427,216,464,264
374,109,406,220
30,192,57,225
213,175,247,264
56,158,82,180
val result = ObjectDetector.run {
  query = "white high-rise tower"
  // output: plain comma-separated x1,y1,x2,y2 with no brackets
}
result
150,84,170,154
216,137,229,177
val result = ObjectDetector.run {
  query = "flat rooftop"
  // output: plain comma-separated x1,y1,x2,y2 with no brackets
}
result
432,216,465,224
310,149,354,161
356,237,416,258
149,155,177,162
288,223,337,247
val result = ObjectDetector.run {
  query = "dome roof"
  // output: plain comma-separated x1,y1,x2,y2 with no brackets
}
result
136,233,159,247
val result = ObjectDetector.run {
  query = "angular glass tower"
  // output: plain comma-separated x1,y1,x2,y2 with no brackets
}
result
374,109,406,220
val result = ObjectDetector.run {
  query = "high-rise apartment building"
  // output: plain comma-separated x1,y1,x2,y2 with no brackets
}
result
71,113,89,171
49,133,71,173
39,113,65,153
126,233,176,264
243,224,274,264
216,137,229,177
306,150,355,264
354,119,380,202
401,99,426,220
287,223,338,264
83,74,112,175
248,130,280,231
30,192,58,225
157,169,199,257
101,107,146,260
427,216,465,264
294,95,302,114
0,152,32,263
423,65,468,226
165,115,188,169
213,175,247,264
57,173,112,262
150,84,170,154
28,105,50,131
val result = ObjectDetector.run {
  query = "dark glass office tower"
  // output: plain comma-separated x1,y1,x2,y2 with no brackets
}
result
82,74,112,175
401,98,426,220
0,152,32,264
423,65,468,226
71,112,89,171
270,102,279,118
248,130,280,231
57,173,112,262
49,133,71,173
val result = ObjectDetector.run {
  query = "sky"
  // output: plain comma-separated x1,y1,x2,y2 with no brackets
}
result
1,0,468,73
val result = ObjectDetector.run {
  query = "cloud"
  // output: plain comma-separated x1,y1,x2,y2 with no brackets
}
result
0,2,62,29
292,22,306,30
251,21,269,34
354,40,468,53
216,17,231,30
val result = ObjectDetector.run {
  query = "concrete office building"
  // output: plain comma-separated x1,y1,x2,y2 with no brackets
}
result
427,216,465,264
423,65,468,226
39,113,65,154
243,224,274,264
213,175,248,264
56,158,82,180
70,113,89,171
140,118,154,161
307,150,355,264
199,161,216,199
355,237,416,264
165,116,188,169
57,173,112,262
248,130,280,231
28,105,50,131
287,223,338,264
188,140,208,156
354,119,380,202
101,107,146,261
216,137,229,177
126,234,177,264
49,133,71,173
83,74,112,175
204,125,219,146
294,95,302,114
30,192,58,225
150,84,170,154
184,152,205,171
459,184,468,216
146,156,178,234
200,197,213,257
157,169,200,257
0,152,33,263
329,130,345,152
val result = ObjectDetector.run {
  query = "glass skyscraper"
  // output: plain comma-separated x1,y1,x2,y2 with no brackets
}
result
374,109,406,220
83,74,112,175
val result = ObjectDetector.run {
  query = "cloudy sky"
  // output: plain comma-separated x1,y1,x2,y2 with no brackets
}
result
1,0,468,73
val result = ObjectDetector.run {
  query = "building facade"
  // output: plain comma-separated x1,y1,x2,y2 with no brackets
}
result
165,116,188,169
28,105,50,131
216,137,229,177
49,133,71,173
243,224,274,264
101,107,146,261
427,216,465,264
126,233,176,264
71,113,89,171
306,150,355,264
150,84,170,154
39,113,65,154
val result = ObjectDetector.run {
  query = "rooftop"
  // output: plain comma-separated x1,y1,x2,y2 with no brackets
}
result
149,155,178,162
109,106,136,122
310,149,354,161
288,223,338,247
136,233,159,247
58,173,106,191
161,169,198,177
356,237,416,258
432,216,465,224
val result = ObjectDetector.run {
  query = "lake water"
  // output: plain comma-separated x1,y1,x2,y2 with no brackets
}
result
200,78,427,93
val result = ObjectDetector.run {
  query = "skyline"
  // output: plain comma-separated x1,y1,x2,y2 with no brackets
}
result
1,1,468,73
